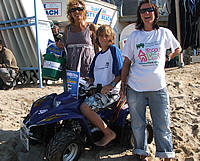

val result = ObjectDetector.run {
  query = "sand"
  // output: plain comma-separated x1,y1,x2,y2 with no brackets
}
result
0,63,200,161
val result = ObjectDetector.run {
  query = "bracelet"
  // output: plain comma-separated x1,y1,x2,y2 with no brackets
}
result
166,54,171,61
110,81,116,87
168,56,171,61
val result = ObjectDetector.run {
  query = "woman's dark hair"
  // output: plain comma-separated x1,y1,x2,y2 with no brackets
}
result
136,0,159,30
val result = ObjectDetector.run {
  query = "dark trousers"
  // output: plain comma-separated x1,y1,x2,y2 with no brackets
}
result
0,68,16,87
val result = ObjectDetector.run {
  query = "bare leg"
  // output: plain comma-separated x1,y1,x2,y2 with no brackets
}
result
80,102,116,146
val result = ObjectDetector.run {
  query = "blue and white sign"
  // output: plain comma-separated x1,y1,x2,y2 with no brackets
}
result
46,39,63,56
85,1,117,25
66,70,80,99
41,0,118,27
43,2,62,17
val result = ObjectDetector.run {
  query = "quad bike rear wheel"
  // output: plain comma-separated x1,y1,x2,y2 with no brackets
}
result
46,130,82,161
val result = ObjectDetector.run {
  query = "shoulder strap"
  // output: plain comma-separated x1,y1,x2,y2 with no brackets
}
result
63,25,70,47
68,25,71,31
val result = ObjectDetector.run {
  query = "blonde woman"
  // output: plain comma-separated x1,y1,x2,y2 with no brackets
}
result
64,0,99,77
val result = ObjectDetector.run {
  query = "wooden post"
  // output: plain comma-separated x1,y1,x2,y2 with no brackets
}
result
175,0,184,67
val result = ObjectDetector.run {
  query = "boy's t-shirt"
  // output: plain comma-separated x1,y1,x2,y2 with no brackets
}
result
88,45,123,94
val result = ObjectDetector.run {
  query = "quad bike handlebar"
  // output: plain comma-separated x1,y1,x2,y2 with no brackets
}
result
78,80,120,111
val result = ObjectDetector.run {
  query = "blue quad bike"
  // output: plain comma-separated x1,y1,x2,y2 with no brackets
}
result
20,82,153,161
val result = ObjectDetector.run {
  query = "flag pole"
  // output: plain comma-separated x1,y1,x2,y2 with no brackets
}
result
175,0,184,67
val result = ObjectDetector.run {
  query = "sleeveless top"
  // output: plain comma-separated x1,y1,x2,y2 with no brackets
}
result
65,25,95,77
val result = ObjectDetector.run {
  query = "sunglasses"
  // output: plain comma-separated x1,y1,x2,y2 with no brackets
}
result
139,7,154,14
70,7,84,12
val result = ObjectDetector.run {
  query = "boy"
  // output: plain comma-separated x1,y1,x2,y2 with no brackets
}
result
80,25,123,147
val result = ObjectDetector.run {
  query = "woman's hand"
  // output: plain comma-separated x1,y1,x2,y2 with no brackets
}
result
120,82,127,98
120,57,131,97
56,40,64,50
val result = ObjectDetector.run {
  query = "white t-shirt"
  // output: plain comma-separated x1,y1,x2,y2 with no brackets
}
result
89,45,123,94
122,27,180,91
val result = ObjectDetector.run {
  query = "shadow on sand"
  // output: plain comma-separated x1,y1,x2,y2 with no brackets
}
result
0,129,138,161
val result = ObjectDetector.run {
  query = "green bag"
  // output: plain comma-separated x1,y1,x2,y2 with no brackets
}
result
42,53,65,81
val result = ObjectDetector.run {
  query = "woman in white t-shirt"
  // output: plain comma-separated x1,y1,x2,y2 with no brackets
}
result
120,0,182,161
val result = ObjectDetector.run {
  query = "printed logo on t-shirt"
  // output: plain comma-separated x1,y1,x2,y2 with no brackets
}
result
105,62,109,68
136,41,161,66
95,62,110,70
136,43,144,49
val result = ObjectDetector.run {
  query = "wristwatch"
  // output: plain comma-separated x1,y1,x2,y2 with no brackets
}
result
110,81,116,87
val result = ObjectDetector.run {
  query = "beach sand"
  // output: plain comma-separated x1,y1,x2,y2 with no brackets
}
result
0,63,199,161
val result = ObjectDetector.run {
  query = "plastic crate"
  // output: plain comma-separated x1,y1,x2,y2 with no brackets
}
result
42,53,65,81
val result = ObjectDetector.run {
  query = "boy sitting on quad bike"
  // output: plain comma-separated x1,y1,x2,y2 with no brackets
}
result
80,25,124,148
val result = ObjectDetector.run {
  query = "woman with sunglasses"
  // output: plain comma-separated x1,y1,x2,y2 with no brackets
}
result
64,0,99,77
120,0,182,161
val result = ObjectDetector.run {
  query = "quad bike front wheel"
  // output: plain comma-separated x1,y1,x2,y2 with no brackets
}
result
46,130,82,161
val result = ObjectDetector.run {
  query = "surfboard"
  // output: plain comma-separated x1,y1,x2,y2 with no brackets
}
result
3,0,32,67
0,0,26,67
0,1,11,49
15,0,38,66
120,23,136,50
9,0,38,67
0,0,54,68
19,0,54,55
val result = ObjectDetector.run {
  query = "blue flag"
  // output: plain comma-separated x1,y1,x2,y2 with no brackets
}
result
93,8,102,25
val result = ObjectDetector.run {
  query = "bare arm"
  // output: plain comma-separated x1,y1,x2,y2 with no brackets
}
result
120,57,131,97
89,23,99,54
101,75,121,95
63,25,69,47
168,46,182,60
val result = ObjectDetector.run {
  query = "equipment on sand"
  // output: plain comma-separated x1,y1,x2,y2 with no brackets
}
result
20,81,153,161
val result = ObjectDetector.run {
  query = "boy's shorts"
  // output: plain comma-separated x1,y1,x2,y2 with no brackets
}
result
85,92,120,111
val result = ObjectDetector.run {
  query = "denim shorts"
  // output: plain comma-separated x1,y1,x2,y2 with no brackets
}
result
126,85,175,158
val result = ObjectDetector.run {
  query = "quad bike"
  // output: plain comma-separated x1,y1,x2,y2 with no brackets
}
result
20,81,153,161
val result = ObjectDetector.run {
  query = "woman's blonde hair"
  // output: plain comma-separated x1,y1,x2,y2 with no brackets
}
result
96,25,115,47
66,0,86,24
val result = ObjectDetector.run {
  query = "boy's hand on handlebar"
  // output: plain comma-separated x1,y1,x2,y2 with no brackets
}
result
101,85,113,95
